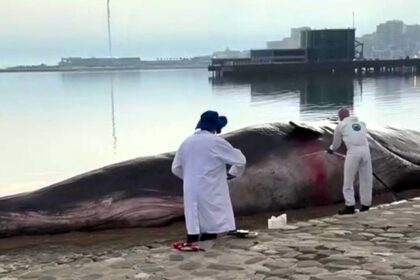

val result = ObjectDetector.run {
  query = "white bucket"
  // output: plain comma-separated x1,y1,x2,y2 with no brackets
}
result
268,214,287,229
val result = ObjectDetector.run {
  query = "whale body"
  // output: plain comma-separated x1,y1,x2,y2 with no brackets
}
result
0,121,419,237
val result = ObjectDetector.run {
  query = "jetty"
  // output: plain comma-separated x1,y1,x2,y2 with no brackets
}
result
209,29,420,78
209,57,420,78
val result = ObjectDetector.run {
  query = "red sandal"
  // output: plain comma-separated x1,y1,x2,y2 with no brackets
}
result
172,241,202,252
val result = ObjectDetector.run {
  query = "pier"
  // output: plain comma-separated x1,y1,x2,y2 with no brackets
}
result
209,58,420,78
209,29,420,78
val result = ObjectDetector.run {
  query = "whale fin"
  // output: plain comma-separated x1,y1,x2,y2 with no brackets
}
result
289,121,323,139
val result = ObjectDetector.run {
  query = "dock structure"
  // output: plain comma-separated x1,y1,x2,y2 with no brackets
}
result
209,57,420,78
209,28,420,78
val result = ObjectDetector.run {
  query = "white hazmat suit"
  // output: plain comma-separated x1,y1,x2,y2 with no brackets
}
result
330,116,373,207
171,130,246,235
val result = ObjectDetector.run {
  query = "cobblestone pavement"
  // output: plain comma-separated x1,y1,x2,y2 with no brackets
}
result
2,198,420,280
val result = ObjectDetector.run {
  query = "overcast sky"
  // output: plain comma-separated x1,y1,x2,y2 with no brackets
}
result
0,0,419,66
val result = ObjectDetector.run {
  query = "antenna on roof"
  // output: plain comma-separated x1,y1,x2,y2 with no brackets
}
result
107,0,113,57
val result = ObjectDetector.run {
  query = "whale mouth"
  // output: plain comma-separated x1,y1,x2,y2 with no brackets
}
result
0,197,184,237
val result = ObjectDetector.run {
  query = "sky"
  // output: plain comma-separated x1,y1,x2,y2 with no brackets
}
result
0,0,419,67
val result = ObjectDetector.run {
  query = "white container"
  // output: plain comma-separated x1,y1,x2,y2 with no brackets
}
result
281,213,287,225
268,214,287,229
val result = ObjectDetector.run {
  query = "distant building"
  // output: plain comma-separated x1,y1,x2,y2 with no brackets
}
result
266,39,293,49
376,20,404,47
359,33,375,58
406,24,420,41
358,20,420,59
190,55,212,62
301,29,356,61
59,57,141,67
405,24,420,57
212,48,249,59
252,29,356,63
291,27,311,46
250,49,307,63
266,27,311,49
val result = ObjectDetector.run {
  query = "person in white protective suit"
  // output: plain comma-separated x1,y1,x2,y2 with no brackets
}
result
327,108,373,215
172,110,246,245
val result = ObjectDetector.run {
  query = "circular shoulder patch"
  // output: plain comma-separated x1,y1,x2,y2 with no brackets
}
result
352,123,361,131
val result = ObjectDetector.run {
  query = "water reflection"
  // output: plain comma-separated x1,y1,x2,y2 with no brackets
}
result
60,71,143,156
110,76,117,156
353,74,420,129
1,70,419,196
61,70,142,86
373,76,414,102
211,74,355,119
300,75,354,109
212,73,420,125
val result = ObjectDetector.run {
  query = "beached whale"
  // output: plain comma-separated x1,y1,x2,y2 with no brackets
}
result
1,121,420,237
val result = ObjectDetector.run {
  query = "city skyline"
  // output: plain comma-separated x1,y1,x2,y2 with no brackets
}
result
0,0,419,66
265,20,420,60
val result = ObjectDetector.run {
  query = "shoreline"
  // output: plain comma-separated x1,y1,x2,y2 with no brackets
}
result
1,189,418,253
1,189,420,279
0,65,209,74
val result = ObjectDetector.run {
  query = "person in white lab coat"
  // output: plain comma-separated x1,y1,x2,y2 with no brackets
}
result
172,111,246,244
327,108,373,215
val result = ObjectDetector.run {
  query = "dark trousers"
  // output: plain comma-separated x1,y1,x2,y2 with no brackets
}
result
187,233,218,243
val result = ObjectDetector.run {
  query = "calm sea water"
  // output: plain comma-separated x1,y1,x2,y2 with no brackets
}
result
0,69,419,196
